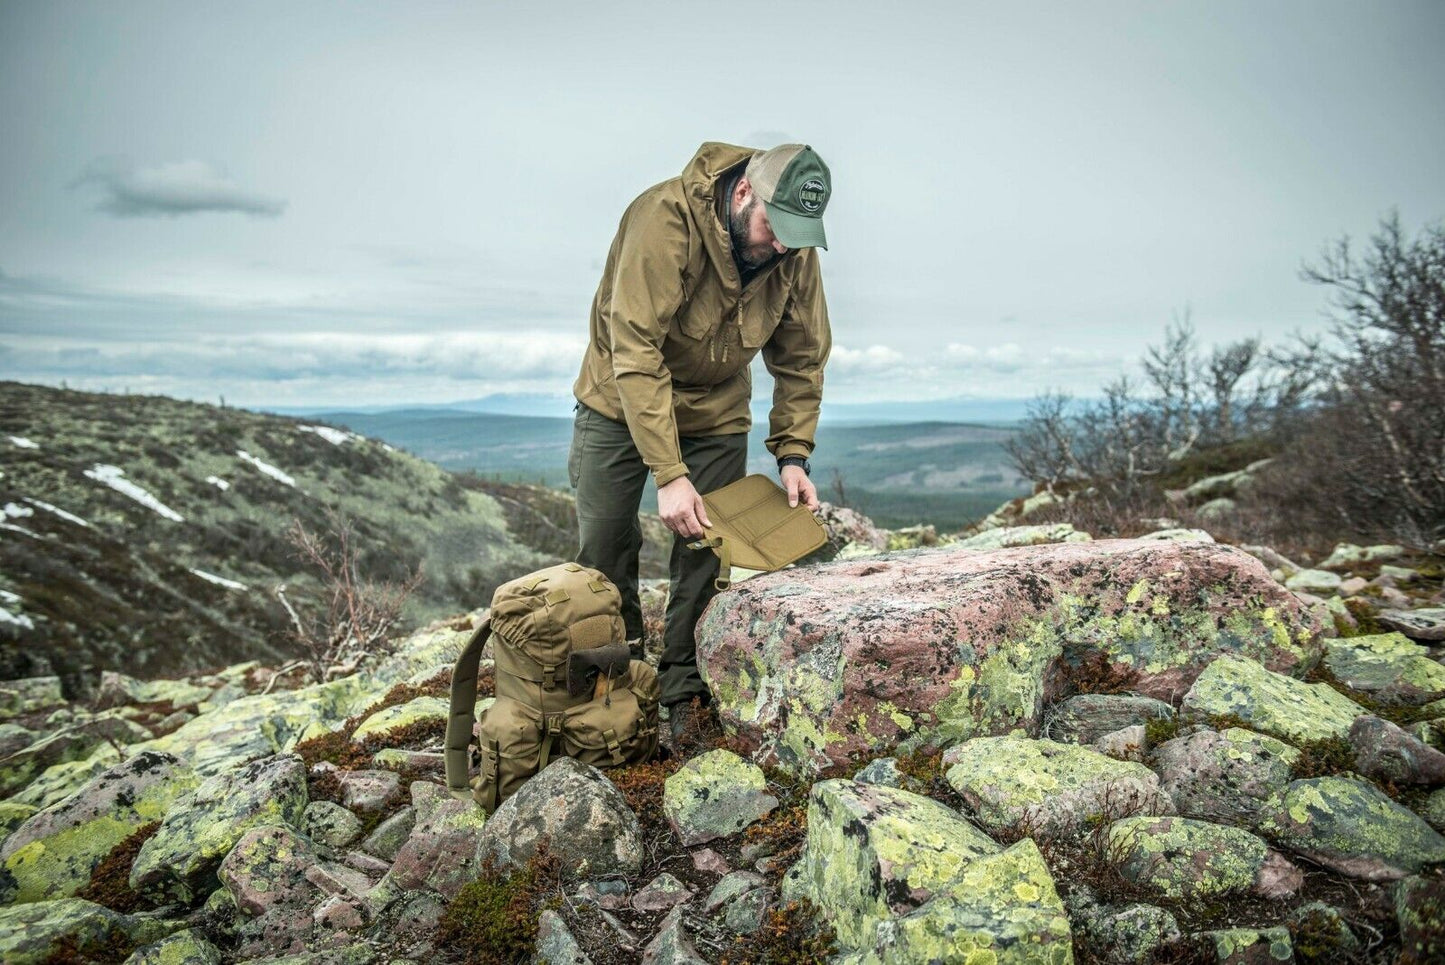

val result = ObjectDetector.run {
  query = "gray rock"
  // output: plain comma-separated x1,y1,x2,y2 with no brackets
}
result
1426,789,1445,834
1092,724,1147,761
360,805,414,861
1257,776,1445,880
313,894,367,933
1153,728,1298,826
1074,902,1181,964
1108,816,1297,901
1323,632,1445,706
1350,715,1445,786
1286,569,1342,594
0,722,36,757
852,757,926,793
1318,543,1407,571
1046,693,1174,745
0,713,152,798
662,749,778,847
1286,902,1358,957
1379,608,1445,642
334,769,403,813
0,676,64,717
723,885,774,934
533,908,592,965
303,800,364,849
632,873,692,912
130,752,309,903
478,758,642,879
641,905,706,965
704,871,767,913
304,860,375,901
1195,497,1237,521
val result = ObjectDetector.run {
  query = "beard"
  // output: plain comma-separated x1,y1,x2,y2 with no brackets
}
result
728,195,773,270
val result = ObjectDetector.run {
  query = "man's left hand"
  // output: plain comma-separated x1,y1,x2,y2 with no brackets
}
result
780,465,820,511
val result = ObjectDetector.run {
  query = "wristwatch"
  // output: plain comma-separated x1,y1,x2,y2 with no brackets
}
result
777,456,812,476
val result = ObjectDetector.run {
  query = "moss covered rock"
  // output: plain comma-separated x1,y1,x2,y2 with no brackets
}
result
782,779,999,949
0,750,197,904
0,713,152,798
350,696,449,744
369,783,486,908
1199,927,1294,963
1324,633,1445,706
955,523,1090,550
1108,816,1290,900
1181,655,1365,743
1074,902,1181,964
96,672,214,712
0,676,64,718
302,800,363,849
0,897,173,964
10,745,124,810
943,736,1170,834
217,824,321,917
0,800,39,838
122,928,223,965
1154,728,1297,827
130,752,309,903
1395,872,1445,964
662,749,778,847
1257,776,1445,880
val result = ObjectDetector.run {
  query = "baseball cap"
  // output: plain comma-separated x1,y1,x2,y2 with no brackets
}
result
745,144,831,250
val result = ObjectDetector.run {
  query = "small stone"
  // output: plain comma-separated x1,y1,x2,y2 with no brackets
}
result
1075,902,1181,964
1287,569,1342,594
122,928,223,964
1339,577,1370,596
1093,724,1147,761
1108,816,1283,900
577,879,630,911
1199,926,1294,964
343,850,392,875
852,757,925,793
1379,608,1445,642
1287,902,1358,958
1047,694,1174,745
1350,715,1445,787
303,800,364,849
641,905,706,965
534,908,593,965
632,873,692,912
313,894,367,932
704,871,767,913
335,769,403,812
1395,872,1445,963
217,824,320,917
304,860,375,900
360,805,415,861
689,848,729,875
723,886,774,934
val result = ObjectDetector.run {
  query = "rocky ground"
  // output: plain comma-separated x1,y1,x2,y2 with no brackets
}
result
2,510,1444,963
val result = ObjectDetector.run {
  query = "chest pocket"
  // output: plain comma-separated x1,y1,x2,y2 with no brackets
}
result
672,241,717,341
740,276,793,349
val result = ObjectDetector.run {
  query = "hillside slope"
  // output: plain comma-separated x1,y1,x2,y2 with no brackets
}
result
0,382,555,682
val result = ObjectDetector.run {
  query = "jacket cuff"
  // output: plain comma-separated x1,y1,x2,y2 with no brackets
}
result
771,441,813,461
653,463,690,488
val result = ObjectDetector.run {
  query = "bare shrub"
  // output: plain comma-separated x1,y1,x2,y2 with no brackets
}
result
274,507,424,683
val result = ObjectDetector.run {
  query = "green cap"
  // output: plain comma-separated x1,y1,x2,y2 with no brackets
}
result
746,144,831,250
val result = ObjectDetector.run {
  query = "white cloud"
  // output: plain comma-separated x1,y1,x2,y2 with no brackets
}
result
829,344,907,374
71,157,286,218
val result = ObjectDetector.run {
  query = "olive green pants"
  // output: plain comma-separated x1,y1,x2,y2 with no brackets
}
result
569,403,747,708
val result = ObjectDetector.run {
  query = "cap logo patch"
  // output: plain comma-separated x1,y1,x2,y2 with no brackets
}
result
797,178,826,213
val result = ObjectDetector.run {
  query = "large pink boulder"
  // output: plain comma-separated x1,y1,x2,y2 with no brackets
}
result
696,538,1322,776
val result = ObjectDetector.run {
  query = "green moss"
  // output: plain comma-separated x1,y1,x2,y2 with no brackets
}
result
1144,717,1180,748
436,847,561,965
1289,735,1357,781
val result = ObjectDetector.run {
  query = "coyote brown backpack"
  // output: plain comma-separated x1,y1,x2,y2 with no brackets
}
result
444,562,660,813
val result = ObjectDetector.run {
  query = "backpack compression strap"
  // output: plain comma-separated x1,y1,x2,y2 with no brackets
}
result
445,617,492,803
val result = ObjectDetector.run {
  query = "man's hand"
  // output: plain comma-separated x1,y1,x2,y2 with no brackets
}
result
658,476,711,539
781,464,820,511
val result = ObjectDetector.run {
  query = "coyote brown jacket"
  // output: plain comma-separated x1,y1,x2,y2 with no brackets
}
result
572,142,832,488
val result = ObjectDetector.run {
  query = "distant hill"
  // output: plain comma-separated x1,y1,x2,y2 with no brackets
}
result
305,408,1030,529
0,382,569,682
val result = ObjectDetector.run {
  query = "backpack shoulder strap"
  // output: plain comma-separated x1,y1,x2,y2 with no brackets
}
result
445,616,492,802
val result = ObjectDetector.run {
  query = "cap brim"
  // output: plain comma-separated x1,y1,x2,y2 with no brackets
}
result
762,200,827,250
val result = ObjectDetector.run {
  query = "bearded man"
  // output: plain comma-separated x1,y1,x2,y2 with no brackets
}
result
569,141,834,745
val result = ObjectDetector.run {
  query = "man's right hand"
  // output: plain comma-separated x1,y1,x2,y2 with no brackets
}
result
658,476,711,539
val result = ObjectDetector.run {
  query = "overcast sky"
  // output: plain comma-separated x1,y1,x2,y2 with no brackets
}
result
2,0,1442,411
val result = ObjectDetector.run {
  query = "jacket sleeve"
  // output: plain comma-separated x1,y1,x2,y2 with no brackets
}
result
607,194,692,487
762,248,832,461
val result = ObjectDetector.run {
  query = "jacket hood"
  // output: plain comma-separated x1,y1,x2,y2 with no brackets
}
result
682,142,758,283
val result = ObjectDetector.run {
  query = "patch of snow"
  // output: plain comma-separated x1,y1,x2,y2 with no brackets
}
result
190,568,248,591
381,443,395,452
236,450,296,487
23,498,91,528
83,464,185,522
299,425,356,446
3,503,35,519
0,523,39,538
0,606,34,630
206,475,231,491
0,589,19,605
8,436,38,449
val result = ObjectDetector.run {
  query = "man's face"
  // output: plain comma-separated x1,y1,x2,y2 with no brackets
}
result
729,182,788,270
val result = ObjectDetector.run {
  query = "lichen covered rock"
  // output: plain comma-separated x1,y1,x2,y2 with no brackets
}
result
121,928,223,964
0,750,197,904
217,824,321,917
129,753,309,903
1349,715,1445,787
1108,816,1294,900
1323,633,1445,706
370,782,485,905
1074,902,1181,964
662,749,778,846
943,736,1170,834
1257,776,1445,880
1153,728,1297,826
1181,655,1364,743
697,538,1319,776
0,898,172,965
302,800,363,849
850,840,1073,965
1199,926,1294,963
782,779,1001,949
1395,872,1445,964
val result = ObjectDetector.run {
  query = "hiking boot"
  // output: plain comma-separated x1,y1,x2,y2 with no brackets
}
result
668,702,695,746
